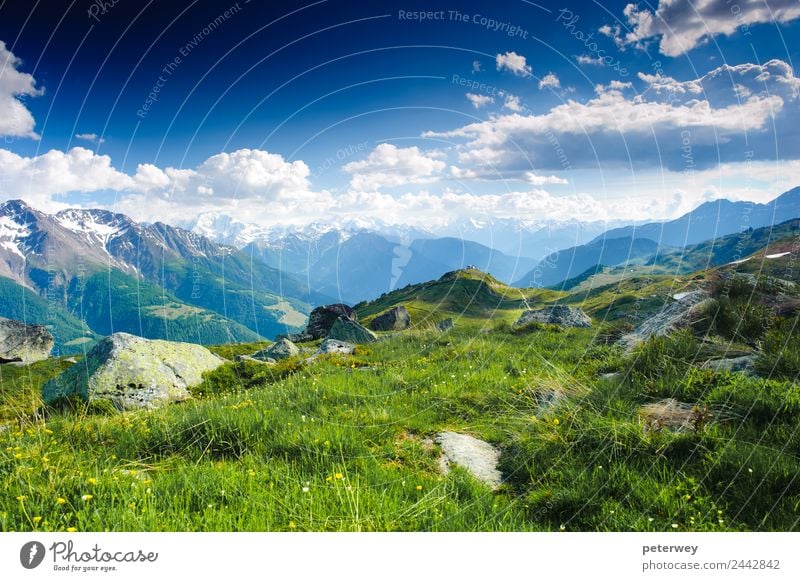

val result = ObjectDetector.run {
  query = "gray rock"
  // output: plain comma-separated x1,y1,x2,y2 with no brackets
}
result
42,333,224,410
252,338,299,361
703,355,757,374
0,317,53,364
327,318,377,344
305,304,357,339
275,332,314,343
236,354,275,365
514,305,592,328
436,431,502,489
619,290,711,351
316,338,356,355
436,318,454,332
369,306,411,331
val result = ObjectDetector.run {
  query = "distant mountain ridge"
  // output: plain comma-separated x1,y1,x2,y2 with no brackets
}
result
593,186,800,247
0,200,321,349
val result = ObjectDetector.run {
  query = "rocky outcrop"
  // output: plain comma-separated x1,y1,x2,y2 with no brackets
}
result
305,304,357,339
514,305,592,328
369,306,411,331
42,333,224,410
316,338,356,355
619,290,711,351
702,355,757,375
0,318,54,364
436,431,502,489
436,318,454,332
252,338,299,361
327,318,377,344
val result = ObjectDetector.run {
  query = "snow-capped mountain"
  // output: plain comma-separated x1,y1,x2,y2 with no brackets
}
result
0,200,318,345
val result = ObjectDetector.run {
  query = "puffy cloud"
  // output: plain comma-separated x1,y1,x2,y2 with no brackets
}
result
75,133,105,145
496,51,532,77
576,54,605,67
617,0,800,56
425,60,800,172
466,92,493,109
538,73,561,90
343,143,446,191
524,172,568,186
503,94,523,112
0,41,43,139
0,148,133,209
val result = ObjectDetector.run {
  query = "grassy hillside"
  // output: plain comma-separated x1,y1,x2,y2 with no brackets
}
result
355,268,558,327
68,269,262,345
1,263,798,532
0,276,98,355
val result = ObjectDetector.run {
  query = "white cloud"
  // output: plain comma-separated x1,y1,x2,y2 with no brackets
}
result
524,172,568,186
0,148,133,209
618,0,800,56
343,143,447,191
502,94,523,112
466,92,493,109
538,73,561,90
472,60,482,73
496,51,532,77
425,59,800,173
75,133,106,145
576,54,605,67
0,41,43,139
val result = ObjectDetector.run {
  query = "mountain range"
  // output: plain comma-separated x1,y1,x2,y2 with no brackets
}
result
0,200,319,352
1,186,798,349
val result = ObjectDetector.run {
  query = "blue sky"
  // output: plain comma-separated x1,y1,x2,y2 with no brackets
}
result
1,0,799,227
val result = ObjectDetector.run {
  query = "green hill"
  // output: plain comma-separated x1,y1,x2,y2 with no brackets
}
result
355,268,558,327
0,276,98,355
67,269,262,345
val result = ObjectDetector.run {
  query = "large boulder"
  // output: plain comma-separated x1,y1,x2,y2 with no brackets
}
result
305,304,357,339
618,290,711,351
42,333,224,410
515,305,592,328
327,318,377,344
252,338,299,361
369,306,411,331
316,338,356,355
0,318,54,364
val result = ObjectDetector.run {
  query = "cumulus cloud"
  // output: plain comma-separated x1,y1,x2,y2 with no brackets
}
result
0,41,43,139
343,143,447,191
617,0,800,56
502,94,523,112
425,59,800,173
538,73,561,90
75,133,105,145
576,54,605,67
496,51,532,77
466,92,493,109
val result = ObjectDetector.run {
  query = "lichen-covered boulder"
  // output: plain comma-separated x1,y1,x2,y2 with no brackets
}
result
327,318,377,344
514,305,592,328
316,338,356,355
252,338,299,361
369,306,411,331
0,318,53,364
305,304,357,339
42,333,224,410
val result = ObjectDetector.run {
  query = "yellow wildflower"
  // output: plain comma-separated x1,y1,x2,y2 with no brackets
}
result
33,516,42,524
56,497,67,505
87,477,98,486
81,494,93,502
416,485,423,491
66,527,77,532
335,473,343,480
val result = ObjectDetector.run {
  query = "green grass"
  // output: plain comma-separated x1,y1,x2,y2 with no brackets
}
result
2,314,798,532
